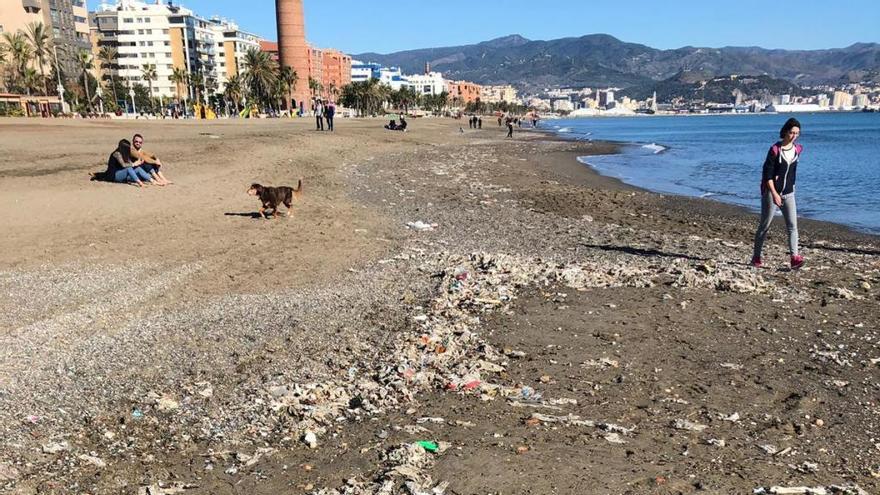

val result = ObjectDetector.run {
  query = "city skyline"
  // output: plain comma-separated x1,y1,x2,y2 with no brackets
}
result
162,0,879,54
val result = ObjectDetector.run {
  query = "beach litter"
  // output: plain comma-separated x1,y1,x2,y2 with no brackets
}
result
753,486,868,495
406,221,438,231
416,441,439,453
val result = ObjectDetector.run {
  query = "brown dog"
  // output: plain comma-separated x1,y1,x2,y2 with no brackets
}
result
247,179,303,219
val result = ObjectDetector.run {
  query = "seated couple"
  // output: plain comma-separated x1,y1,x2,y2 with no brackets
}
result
384,116,408,131
93,134,172,186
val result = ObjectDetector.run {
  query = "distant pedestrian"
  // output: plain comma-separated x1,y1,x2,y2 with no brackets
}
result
325,101,336,131
752,118,804,270
506,120,514,138
478,117,482,129
315,99,325,131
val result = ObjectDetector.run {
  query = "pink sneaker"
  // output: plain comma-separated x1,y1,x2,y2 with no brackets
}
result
750,256,763,268
790,255,805,270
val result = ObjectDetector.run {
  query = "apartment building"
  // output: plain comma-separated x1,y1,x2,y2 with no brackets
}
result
481,85,518,103
447,80,482,104
90,0,259,100
321,48,351,95
0,0,92,78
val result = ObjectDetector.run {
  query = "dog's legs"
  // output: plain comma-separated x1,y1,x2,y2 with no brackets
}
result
259,207,267,219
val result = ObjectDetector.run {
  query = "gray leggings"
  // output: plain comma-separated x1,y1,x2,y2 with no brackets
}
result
753,192,798,258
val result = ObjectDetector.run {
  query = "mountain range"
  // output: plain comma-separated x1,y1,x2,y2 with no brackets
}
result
354,34,880,91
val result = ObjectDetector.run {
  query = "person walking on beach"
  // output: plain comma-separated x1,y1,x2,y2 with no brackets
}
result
315,99,325,131
506,119,514,138
325,101,336,132
478,117,482,129
752,118,804,270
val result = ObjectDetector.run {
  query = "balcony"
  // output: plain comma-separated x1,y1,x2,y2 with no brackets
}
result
22,0,42,14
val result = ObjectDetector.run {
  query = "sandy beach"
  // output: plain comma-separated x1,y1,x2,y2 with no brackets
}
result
1,117,879,495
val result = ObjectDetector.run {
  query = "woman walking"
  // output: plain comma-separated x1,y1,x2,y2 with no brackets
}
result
314,99,325,131
752,118,804,270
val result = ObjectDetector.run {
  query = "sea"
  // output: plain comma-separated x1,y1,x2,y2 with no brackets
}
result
542,112,880,235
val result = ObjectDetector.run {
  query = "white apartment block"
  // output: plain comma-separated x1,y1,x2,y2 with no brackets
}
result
481,85,518,103
405,72,446,96
91,0,259,100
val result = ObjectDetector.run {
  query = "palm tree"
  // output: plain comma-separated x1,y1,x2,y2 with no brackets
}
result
141,63,157,112
97,46,118,102
23,67,40,96
75,49,93,110
224,74,243,113
278,66,298,115
2,32,33,92
308,76,323,100
189,70,204,105
241,48,277,111
169,66,188,109
25,22,50,95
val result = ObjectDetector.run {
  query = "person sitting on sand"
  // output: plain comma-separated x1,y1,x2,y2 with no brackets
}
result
751,118,804,270
132,134,171,185
99,139,154,187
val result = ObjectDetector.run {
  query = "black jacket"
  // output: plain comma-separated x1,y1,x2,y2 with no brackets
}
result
761,142,802,196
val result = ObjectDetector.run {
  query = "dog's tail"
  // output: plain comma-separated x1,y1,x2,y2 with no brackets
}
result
293,178,303,199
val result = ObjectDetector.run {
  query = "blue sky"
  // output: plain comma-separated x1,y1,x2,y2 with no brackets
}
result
169,0,879,54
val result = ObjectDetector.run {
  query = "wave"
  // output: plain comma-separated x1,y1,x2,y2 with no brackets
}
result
558,127,572,133
641,143,667,154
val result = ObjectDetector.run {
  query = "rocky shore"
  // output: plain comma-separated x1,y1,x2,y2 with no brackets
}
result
0,118,878,494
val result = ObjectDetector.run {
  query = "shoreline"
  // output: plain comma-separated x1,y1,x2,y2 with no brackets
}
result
529,125,880,243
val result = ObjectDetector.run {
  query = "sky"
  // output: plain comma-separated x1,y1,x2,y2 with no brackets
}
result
164,0,880,55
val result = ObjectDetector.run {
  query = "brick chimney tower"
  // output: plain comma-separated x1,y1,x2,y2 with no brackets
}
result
276,0,311,111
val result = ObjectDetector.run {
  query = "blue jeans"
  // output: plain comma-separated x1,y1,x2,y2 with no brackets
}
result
140,164,160,175
113,167,152,183
753,192,799,257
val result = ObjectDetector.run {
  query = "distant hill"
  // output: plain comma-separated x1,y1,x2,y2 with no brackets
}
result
354,35,880,90
618,73,809,103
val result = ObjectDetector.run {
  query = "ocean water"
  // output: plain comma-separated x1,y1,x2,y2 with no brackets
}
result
542,113,880,234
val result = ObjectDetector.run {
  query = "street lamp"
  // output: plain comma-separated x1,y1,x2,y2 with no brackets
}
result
53,45,68,113
95,84,104,115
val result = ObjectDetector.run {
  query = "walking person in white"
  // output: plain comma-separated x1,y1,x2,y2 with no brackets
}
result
752,118,805,270
314,99,325,131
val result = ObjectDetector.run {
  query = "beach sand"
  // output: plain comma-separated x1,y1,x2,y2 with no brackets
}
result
0,117,878,494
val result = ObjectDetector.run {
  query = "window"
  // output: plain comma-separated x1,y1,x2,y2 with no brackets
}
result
136,18,143,23
163,41,170,46
124,18,133,23
144,18,151,23
163,29,169,34
137,29,144,34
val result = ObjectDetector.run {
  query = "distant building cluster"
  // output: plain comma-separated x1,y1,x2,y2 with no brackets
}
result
525,80,880,116
348,60,521,106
